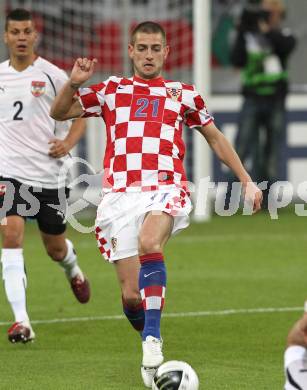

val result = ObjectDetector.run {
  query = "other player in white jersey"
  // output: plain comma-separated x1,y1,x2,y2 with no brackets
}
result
0,8,90,344
51,21,263,387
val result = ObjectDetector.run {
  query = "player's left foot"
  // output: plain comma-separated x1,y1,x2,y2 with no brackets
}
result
141,336,164,388
8,320,35,344
70,274,90,303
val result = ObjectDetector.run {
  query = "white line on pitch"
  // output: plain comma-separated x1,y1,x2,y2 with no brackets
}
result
0,306,302,327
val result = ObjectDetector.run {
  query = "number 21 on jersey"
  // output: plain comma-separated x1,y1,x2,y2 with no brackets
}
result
130,95,165,122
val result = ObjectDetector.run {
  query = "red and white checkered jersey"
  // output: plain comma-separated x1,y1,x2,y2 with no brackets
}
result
78,75,213,192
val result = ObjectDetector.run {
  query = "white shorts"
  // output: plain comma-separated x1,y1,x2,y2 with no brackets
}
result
95,188,192,262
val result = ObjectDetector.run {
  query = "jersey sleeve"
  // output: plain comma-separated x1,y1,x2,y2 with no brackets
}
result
183,86,214,128
77,80,109,118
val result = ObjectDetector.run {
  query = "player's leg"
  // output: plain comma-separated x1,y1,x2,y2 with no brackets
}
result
37,187,90,303
40,231,90,303
263,98,286,207
225,98,261,208
114,256,145,333
0,215,35,343
139,212,171,340
138,212,173,387
235,97,261,181
95,192,145,332
284,313,307,389
95,191,189,387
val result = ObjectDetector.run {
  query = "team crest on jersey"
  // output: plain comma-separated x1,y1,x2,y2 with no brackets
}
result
31,81,46,97
166,87,182,101
111,237,117,251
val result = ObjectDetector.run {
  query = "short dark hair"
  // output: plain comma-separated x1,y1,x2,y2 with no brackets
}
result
130,21,166,45
5,8,33,31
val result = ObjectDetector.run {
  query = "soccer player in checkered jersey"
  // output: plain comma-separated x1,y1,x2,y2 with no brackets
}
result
0,9,91,344
51,21,263,387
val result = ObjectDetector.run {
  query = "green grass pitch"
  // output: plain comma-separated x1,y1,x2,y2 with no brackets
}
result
1,207,306,389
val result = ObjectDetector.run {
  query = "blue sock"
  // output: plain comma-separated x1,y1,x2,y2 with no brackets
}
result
139,252,166,341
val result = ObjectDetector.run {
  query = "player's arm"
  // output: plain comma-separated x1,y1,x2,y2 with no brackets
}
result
50,57,97,121
48,118,86,158
199,121,263,213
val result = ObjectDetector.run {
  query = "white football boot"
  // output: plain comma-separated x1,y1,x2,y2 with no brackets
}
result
141,336,164,388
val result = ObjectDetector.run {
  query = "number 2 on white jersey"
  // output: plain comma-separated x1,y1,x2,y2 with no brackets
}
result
13,101,23,120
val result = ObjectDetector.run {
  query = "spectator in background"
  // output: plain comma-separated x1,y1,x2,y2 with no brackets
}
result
230,0,296,205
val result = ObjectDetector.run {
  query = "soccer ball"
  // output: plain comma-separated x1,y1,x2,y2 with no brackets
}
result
152,360,199,390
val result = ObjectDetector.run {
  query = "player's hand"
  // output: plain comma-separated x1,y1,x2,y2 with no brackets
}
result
242,182,263,214
48,139,70,158
70,57,98,87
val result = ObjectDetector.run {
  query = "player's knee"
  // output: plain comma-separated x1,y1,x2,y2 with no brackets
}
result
46,244,66,262
122,290,141,308
138,235,161,255
2,229,23,248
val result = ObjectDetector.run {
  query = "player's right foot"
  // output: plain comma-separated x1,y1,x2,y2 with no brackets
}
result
8,321,35,344
70,273,90,303
141,336,164,388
